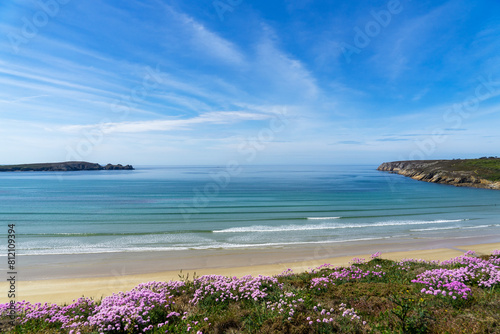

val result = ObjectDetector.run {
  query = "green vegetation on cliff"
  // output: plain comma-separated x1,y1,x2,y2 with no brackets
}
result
0,161,134,172
458,158,500,181
377,157,500,189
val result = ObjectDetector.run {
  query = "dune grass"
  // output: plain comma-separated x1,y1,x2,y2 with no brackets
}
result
1,250,499,333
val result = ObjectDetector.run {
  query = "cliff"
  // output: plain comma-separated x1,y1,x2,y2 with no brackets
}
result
0,161,134,172
377,158,500,190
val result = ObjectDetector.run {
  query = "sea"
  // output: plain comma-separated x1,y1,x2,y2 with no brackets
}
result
1,165,499,256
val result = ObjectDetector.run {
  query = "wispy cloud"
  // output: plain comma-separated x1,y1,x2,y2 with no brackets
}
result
336,140,363,145
375,138,410,142
252,33,319,101
60,111,274,134
181,16,246,66
444,128,467,131
411,88,430,102
156,3,246,66
0,94,48,104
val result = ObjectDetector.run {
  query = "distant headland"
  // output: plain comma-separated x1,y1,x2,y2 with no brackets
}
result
0,161,134,172
378,157,500,190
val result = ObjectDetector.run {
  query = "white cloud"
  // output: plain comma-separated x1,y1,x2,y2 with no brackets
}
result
182,16,246,66
157,3,246,66
0,67,116,98
411,88,430,101
59,111,274,134
0,94,48,104
254,37,319,100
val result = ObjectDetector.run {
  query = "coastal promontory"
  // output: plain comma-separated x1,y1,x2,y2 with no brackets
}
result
0,161,134,172
377,157,500,190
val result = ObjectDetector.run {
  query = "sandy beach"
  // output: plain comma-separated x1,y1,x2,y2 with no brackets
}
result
1,236,499,305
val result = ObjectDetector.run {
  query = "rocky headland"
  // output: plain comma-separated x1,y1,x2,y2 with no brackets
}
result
377,157,500,190
0,161,134,172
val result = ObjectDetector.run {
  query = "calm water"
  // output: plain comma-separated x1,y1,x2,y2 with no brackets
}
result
1,165,499,255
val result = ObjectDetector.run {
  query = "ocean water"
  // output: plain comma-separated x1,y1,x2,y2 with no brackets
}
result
1,165,499,256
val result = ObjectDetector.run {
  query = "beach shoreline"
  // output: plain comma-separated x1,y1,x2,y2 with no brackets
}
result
1,236,499,305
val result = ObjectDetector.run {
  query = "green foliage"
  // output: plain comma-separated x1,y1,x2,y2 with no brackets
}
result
389,291,432,333
453,158,500,181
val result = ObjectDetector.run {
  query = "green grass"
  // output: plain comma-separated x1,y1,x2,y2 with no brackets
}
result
456,158,500,181
0,163,50,169
396,157,500,182
2,253,500,334
0,162,72,171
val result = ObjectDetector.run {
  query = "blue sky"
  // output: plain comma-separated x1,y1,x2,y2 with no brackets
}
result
1,0,499,165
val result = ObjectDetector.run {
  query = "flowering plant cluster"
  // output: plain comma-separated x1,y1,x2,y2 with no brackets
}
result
189,274,281,305
86,285,177,332
329,265,386,282
412,251,500,300
17,297,95,331
310,277,334,290
2,295,162,333
350,257,366,264
394,258,433,273
309,263,386,291
0,281,190,333
276,268,295,277
308,263,333,274
306,302,367,327
396,258,440,266
266,291,304,321
413,270,472,299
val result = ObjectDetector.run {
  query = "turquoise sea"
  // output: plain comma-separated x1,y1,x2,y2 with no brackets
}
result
1,165,499,256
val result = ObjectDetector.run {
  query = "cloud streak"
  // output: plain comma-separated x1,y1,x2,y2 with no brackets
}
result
60,111,275,134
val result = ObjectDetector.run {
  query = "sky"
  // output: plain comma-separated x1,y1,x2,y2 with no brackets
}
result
0,0,499,165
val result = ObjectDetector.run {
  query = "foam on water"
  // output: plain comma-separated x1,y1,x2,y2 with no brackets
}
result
9,236,393,256
462,225,491,229
410,226,458,232
214,219,466,233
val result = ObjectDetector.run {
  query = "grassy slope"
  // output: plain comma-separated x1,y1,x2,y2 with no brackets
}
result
456,158,500,181
0,162,103,172
0,162,86,171
384,158,500,182
0,163,53,168
2,253,499,334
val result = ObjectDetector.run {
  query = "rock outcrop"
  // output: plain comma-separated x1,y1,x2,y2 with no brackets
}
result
377,158,500,190
0,161,134,172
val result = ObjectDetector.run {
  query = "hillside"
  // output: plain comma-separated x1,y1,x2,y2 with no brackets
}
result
377,157,500,190
0,161,134,172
